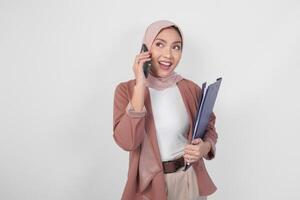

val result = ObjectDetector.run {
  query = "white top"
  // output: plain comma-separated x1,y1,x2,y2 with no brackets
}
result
149,84,190,161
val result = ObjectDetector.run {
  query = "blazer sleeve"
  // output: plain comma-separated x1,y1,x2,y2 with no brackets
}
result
113,83,147,151
195,84,218,160
203,112,218,160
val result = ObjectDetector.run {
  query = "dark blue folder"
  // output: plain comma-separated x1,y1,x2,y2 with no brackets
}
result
183,77,222,171
192,77,222,140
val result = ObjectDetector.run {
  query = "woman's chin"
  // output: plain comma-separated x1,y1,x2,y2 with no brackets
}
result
156,70,174,77
151,66,176,77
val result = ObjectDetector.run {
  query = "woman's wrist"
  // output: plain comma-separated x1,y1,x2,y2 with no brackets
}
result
204,141,212,155
134,83,146,89
131,83,146,112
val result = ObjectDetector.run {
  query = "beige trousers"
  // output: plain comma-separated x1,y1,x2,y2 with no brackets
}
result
164,166,207,200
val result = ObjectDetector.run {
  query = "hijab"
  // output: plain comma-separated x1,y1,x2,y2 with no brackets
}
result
142,20,184,90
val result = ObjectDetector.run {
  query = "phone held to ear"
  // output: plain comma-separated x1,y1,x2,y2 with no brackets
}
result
140,44,152,78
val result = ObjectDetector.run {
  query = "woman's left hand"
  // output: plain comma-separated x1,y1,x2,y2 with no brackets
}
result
183,138,211,164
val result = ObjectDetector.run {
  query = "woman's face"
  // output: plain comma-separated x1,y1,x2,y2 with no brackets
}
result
150,27,182,77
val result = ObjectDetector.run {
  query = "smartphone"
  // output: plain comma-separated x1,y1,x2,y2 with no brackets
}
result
140,44,152,78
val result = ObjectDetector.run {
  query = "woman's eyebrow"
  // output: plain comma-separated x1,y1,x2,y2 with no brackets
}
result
155,38,182,44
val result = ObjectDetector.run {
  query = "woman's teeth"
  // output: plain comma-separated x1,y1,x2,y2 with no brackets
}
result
159,61,171,66
159,61,172,69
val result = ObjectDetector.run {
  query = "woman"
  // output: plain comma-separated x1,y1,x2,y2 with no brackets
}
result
113,20,218,200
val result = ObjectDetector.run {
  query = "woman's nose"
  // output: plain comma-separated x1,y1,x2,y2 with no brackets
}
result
162,48,172,58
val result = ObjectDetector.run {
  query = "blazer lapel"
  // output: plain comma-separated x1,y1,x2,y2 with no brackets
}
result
138,86,163,192
144,87,164,164
177,80,195,142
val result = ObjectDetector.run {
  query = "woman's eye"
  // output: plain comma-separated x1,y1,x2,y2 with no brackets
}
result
156,42,164,48
174,45,181,50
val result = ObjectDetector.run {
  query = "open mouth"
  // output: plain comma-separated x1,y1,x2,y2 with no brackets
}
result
158,61,173,70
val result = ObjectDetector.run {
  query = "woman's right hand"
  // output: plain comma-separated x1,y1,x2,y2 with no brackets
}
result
132,51,151,87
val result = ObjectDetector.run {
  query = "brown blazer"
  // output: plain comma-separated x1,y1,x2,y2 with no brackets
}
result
113,78,218,200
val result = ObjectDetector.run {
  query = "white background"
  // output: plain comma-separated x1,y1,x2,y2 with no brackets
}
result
0,0,299,199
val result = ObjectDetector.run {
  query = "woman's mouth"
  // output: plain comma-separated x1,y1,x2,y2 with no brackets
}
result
158,61,172,70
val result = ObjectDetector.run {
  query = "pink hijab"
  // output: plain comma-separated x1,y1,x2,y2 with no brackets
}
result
142,20,184,90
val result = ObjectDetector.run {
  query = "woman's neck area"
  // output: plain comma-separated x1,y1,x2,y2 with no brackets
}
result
145,70,183,90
